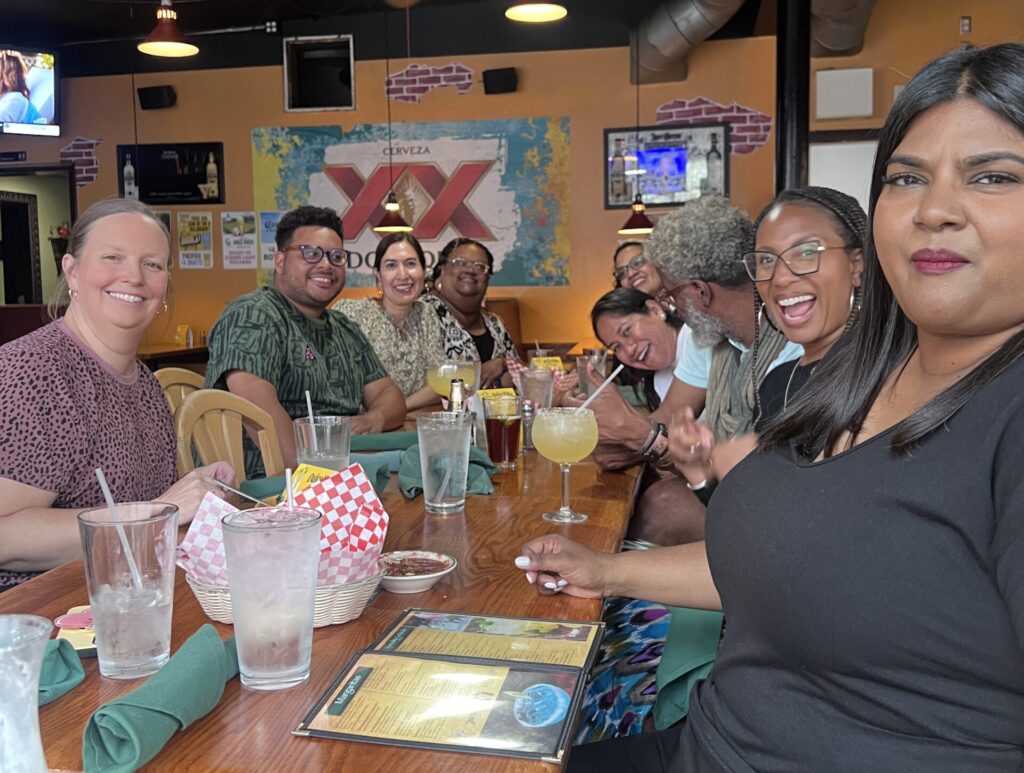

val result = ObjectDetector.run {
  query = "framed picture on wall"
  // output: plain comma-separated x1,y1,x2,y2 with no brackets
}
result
604,123,729,209
116,142,224,205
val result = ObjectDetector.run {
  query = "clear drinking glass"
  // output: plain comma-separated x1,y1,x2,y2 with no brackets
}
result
518,368,554,410
293,415,352,471
531,408,599,523
78,502,178,679
576,354,609,397
482,395,523,471
417,411,473,514
222,507,321,691
0,615,52,773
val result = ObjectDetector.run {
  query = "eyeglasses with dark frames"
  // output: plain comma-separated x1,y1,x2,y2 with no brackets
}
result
441,256,491,275
741,240,854,282
614,253,649,283
284,244,348,267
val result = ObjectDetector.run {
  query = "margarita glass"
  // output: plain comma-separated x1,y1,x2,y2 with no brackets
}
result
532,407,599,523
427,359,481,399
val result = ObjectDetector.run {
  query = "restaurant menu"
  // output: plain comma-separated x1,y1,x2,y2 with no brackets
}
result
294,610,604,761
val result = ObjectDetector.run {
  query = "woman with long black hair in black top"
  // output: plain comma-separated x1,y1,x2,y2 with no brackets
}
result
518,42,1024,771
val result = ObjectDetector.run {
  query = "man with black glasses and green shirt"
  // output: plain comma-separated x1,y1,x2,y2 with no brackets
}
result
206,205,405,478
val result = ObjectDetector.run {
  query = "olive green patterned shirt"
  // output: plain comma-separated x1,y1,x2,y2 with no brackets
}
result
331,297,445,397
205,286,387,478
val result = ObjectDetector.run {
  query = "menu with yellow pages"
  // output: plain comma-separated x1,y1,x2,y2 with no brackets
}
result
294,610,603,761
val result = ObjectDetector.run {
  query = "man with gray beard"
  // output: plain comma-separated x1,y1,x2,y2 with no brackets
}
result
582,195,801,545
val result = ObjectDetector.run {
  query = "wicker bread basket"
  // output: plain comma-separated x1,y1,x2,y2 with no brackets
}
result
186,570,383,628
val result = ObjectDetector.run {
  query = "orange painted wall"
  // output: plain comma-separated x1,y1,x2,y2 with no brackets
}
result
10,0,1022,346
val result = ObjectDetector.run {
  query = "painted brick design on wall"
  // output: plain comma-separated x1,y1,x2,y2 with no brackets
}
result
388,62,474,104
656,97,772,155
59,136,103,187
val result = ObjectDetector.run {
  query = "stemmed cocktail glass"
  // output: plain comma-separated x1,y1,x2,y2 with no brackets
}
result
427,360,481,401
531,407,599,523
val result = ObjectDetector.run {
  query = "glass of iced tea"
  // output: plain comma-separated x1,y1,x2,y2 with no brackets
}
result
482,395,523,471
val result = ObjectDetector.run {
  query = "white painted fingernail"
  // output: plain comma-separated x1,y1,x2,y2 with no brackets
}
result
543,582,558,589
514,556,531,569
555,579,568,587
526,573,536,584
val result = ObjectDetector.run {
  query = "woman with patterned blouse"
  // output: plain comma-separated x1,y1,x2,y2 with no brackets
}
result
333,233,444,410
422,238,517,389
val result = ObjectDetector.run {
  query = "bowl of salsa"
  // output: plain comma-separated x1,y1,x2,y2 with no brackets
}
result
378,550,457,594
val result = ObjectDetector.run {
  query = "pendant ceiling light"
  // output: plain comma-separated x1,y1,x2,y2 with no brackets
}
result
374,14,413,234
505,3,568,23
618,31,653,237
138,0,199,58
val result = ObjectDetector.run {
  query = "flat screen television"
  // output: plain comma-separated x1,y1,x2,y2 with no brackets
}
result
0,45,59,137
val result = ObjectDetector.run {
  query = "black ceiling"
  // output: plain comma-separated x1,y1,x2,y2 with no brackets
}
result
1,0,768,77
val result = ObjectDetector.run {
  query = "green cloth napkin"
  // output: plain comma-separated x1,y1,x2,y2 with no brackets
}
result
82,625,238,773
240,451,394,501
39,638,85,706
398,443,496,499
653,607,724,730
351,431,418,452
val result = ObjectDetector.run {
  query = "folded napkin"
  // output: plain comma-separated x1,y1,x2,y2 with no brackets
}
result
351,431,418,452
240,451,393,502
82,625,238,773
399,443,496,499
653,608,724,730
39,638,85,706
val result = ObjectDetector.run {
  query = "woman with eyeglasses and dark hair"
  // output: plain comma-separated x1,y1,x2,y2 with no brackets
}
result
521,43,1024,771
333,233,444,410
422,237,518,388
613,241,677,314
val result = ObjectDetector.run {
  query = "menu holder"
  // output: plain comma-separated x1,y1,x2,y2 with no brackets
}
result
294,610,604,762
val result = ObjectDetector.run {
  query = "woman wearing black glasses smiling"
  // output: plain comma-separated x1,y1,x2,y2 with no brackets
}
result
613,241,677,314
423,237,517,388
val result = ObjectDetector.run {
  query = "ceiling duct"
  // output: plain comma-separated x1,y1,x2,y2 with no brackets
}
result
634,0,878,84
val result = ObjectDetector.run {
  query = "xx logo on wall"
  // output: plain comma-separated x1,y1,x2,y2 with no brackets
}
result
252,118,570,286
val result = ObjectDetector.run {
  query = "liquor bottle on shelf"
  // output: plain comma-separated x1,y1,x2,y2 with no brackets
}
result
122,153,138,200
205,152,219,199
706,133,724,194
609,139,627,202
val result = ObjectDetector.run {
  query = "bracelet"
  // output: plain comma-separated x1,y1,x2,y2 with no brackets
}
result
686,478,710,491
641,423,669,463
639,421,662,456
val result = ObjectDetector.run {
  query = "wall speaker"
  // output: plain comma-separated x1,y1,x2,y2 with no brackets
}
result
483,68,518,95
137,85,177,110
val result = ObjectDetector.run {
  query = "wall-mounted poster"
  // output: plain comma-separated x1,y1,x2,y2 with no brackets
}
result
117,142,225,205
177,212,213,269
259,210,283,272
252,119,570,287
221,211,258,270
604,123,729,209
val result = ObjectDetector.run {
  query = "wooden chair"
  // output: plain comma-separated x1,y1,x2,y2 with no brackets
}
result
175,389,284,487
154,367,205,416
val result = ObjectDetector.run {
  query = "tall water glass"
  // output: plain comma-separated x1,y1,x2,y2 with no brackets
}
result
417,411,473,514
0,615,52,773
222,507,321,691
293,415,352,470
576,354,609,397
518,368,554,410
78,502,178,679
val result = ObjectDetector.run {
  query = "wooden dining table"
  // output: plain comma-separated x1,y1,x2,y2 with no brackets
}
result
0,451,640,772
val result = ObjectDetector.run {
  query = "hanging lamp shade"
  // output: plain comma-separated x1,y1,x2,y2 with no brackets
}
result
505,3,568,23
618,194,654,236
373,192,413,234
138,0,198,57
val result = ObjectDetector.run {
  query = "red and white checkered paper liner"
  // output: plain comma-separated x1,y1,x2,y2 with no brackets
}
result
175,463,389,587
505,358,575,393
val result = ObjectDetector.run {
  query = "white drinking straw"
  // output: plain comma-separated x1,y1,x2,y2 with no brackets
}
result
304,390,318,452
285,468,295,510
211,478,272,508
576,363,626,413
94,468,144,591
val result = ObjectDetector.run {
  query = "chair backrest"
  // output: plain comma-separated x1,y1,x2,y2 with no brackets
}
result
175,389,284,487
154,367,205,416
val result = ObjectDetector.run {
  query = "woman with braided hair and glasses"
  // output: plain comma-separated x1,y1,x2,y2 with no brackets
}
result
670,186,867,490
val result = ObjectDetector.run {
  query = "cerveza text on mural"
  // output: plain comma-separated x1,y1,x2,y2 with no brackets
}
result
251,118,570,287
